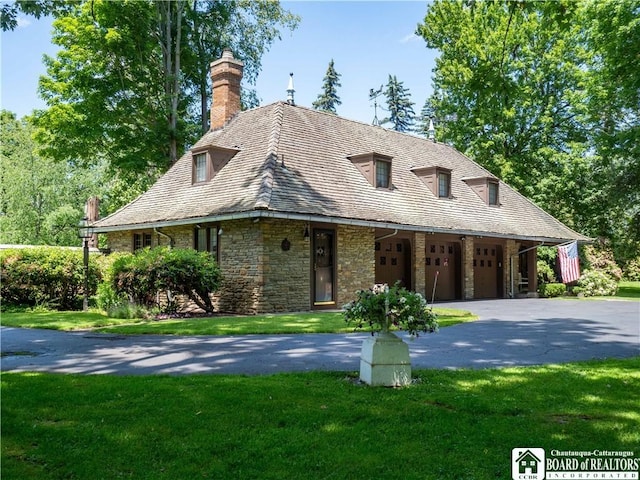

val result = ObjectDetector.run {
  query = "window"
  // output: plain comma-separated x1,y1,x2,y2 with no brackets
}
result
347,152,393,189
191,145,239,184
412,166,452,198
194,153,207,183
488,181,499,205
438,171,450,198
463,176,500,206
194,226,219,261
133,232,152,251
375,159,391,188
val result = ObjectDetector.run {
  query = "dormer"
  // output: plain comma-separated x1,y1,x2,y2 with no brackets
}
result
463,176,500,206
191,145,239,184
348,152,393,189
412,166,452,198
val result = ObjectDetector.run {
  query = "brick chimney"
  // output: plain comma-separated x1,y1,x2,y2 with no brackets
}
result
210,49,244,130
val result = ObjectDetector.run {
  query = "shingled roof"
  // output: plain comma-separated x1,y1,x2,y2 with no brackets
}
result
94,101,587,243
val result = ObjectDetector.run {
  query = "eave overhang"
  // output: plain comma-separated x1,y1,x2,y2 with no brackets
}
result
92,209,590,245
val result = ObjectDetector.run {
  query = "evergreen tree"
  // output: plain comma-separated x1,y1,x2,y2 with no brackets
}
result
312,59,342,114
382,75,415,132
415,98,436,138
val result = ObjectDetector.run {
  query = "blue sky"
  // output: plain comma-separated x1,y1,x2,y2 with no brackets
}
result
1,1,437,125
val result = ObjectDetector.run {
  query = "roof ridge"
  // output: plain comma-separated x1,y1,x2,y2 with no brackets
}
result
254,102,284,209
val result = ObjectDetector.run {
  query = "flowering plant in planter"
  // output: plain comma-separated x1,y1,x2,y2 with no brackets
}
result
343,283,438,337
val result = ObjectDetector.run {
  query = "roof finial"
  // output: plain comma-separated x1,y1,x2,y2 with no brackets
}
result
428,118,436,141
287,73,295,106
369,85,383,126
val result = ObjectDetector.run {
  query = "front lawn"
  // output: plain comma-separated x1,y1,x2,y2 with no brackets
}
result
2,357,638,479
616,280,640,299
0,308,476,335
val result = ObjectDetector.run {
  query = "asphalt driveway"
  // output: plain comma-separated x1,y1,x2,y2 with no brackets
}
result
1,298,638,375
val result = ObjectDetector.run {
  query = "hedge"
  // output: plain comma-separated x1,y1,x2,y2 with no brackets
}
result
0,247,101,310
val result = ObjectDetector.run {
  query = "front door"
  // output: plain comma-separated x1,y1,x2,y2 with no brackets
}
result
313,229,335,305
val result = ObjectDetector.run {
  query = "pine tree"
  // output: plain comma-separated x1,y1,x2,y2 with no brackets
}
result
312,59,342,114
415,98,436,137
382,75,415,132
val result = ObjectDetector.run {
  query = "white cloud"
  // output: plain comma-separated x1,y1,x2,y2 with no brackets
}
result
400,33,420,44
16,16,32,28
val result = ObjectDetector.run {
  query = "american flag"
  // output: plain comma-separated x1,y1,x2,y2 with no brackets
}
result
558,241,580,284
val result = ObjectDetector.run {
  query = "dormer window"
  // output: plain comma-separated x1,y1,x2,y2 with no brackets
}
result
376,159,391,188
438,171,451,198
348,152,393,189
488,180,499,205
463,176,500,206
412,166,452,198
191,145,240,184
194,153,208,183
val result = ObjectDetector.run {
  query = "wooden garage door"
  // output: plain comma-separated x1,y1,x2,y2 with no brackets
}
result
425,242,460,301
375,239,411,289
473,244,502,298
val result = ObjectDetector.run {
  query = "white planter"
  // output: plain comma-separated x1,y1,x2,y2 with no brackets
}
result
359,331,411,387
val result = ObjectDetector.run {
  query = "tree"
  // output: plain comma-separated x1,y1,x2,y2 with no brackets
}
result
312,59,342,114
0,0,72,31
0,111,106,245
417,1,593,228
33,0,298,181
583,0,640,257
382,75,415,132
415,98,437,138
417,0,640,262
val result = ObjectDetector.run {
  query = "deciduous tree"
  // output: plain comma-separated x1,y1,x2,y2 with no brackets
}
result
0,111,105,245
33,0,298,180
417,0,639,261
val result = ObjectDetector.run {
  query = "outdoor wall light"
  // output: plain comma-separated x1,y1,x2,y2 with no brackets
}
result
303,225,309,240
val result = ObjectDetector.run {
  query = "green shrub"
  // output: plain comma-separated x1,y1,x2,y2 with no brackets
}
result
95,252,132,311
0,247,101,310
583,242,622,281
623,258,640,281
570,286,584,296
538,282,566,298
577,270,618,297
537,259,557,285
107,303,155,319
111,247,222,313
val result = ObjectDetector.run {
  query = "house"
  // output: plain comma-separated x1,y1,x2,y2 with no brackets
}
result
92,49,588,314
516,450,542,475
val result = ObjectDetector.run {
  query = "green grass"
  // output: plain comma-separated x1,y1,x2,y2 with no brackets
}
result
2,357,638,480
0,310,146,331
617,281,640,299
0,308,476,335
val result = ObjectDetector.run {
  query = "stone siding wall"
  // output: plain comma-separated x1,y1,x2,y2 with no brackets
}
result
105,230,135,252
260,219,310,312
337,225,375,306
462,236,475,299
505,239,519,298
413,233,426,297
215,218,263,314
